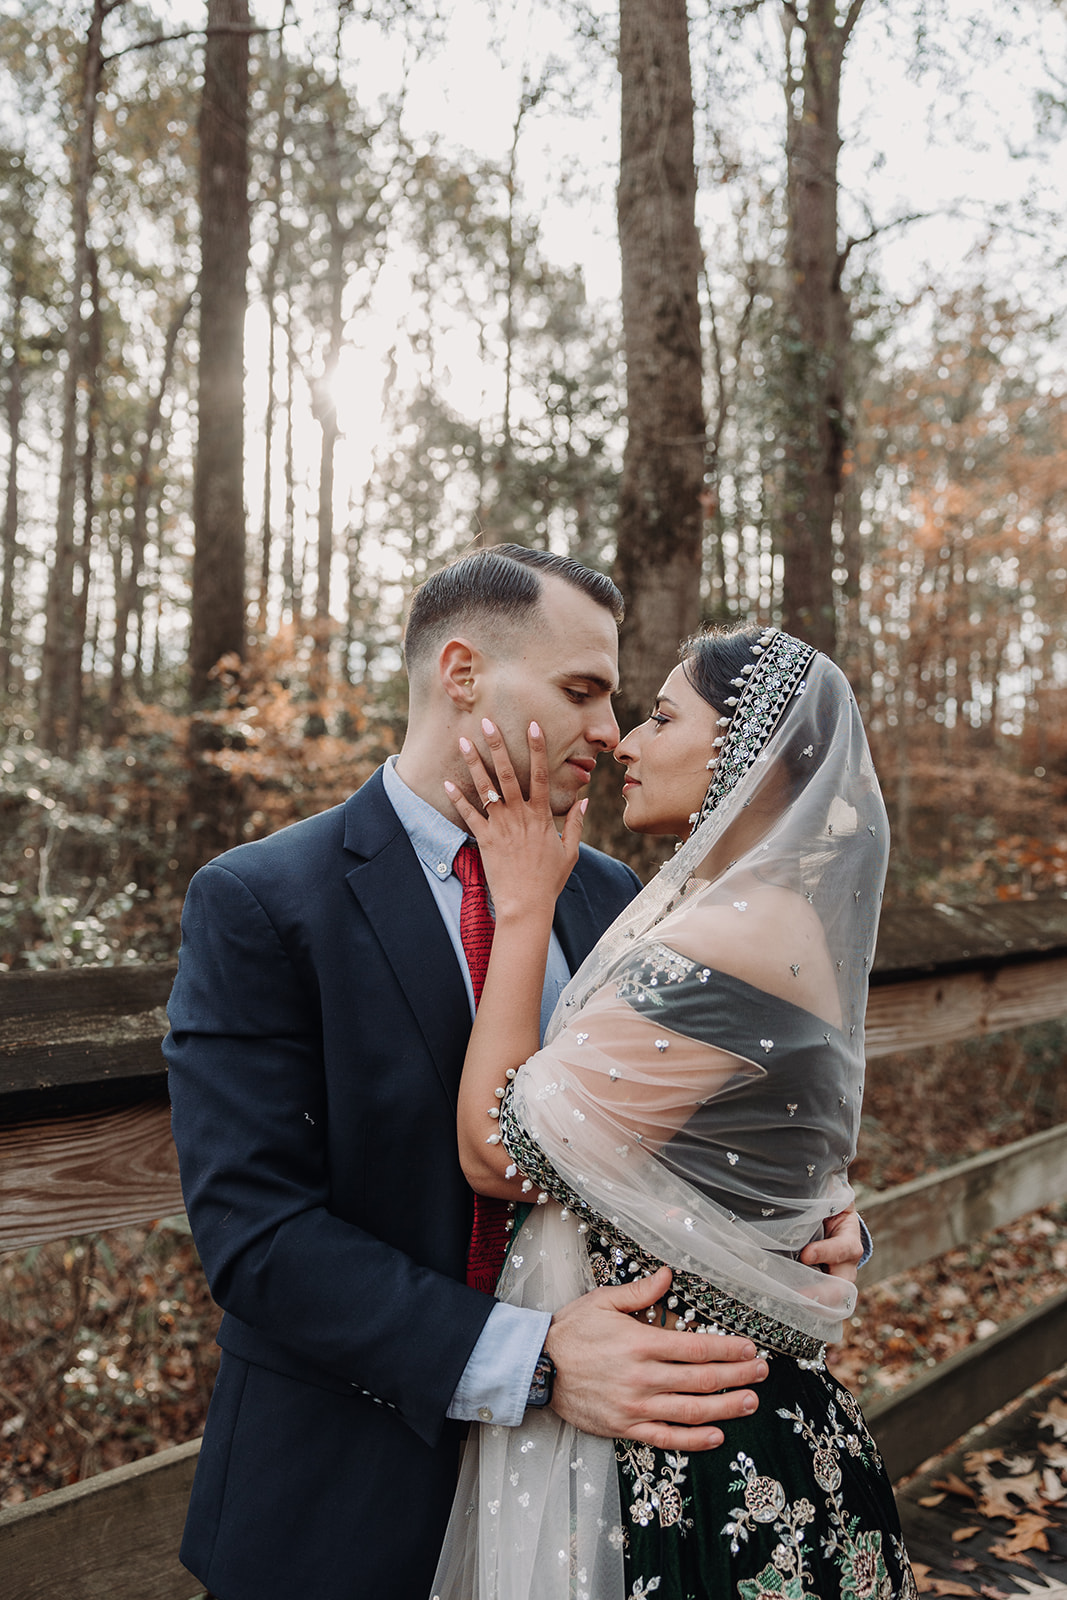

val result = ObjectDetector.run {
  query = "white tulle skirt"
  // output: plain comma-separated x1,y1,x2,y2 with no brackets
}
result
429,1200,626,1600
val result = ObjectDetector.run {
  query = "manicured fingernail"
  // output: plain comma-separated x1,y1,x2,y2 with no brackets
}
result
444,780,457,794
459,736,472,753
529,721,540,738
481,718,495,736
580,798,589,814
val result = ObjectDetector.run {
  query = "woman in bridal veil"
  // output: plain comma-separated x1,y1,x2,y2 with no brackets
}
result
432,624,917,1600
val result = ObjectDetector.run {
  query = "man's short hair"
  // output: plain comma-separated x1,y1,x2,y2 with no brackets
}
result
403,543,624,672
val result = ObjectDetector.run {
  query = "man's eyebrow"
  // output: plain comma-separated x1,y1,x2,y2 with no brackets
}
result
561,671,619,695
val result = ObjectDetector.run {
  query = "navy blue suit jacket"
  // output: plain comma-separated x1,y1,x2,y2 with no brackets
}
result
165,768,641,1599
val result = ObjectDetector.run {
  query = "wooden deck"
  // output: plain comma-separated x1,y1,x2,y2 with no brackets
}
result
896,1362,1067,1598
2,896,1066,1597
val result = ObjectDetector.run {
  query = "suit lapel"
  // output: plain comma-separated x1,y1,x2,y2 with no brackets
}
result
342,772,471,1105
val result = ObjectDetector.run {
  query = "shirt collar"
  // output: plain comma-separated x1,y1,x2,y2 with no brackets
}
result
382,754,469,882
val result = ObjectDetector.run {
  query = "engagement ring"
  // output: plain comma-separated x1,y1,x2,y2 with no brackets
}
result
485,789,501,804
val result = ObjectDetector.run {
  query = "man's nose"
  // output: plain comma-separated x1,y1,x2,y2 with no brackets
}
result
588,702,620,751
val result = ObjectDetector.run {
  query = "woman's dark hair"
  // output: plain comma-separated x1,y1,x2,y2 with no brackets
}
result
404,543,624,670
679,624,764,713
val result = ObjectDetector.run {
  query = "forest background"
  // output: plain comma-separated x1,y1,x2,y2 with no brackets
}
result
1,0,1067,1515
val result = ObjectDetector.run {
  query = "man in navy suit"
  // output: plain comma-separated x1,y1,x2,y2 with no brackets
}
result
166,546,859,1598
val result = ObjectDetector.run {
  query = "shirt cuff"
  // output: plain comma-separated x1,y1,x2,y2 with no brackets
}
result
446,1301,552,1426
858,1215,873,1268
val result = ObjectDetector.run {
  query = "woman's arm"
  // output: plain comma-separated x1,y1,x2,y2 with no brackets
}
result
446,719,586,1197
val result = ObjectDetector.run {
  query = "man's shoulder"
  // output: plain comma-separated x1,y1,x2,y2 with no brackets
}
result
191,768,393,892
196,802,346,883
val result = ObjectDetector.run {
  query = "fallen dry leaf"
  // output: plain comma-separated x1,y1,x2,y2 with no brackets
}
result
989,1552,1038,1572
1040,1467,1066,1503
1001,1578,1067,1600
952,1528,982,1543
973,1471,1048,1520
920,1493,948,1508
1039,1442,1067,1471
934,1473,979,1504
986,1513,1055,1559
1036,1398,1067,1441
913,1564,980,1596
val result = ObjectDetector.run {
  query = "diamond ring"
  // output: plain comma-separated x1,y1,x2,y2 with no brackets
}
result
485,789,501,805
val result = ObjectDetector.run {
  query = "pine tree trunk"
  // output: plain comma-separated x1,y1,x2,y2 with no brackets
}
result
777,0,864,657
38,0,110,750
190,0,250,707
63,248,103,759
104,292,192,744
0,290,23,700
589,0,705,873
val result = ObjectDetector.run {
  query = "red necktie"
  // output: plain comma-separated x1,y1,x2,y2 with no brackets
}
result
454,842,514,1293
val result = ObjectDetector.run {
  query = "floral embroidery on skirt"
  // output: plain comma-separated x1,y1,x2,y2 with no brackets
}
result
616,1358,918,1600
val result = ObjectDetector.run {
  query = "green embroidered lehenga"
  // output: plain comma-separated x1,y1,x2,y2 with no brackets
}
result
431,630,917,1600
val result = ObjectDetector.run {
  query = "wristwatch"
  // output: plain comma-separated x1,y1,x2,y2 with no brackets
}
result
526,1347,556,1409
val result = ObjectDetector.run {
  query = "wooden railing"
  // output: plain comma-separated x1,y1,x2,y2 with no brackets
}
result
2,897,1066,1600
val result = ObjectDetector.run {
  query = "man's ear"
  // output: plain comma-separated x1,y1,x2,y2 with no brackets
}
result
439,638,481,709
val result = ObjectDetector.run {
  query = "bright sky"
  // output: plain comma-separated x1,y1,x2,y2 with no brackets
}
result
175,0,1065,607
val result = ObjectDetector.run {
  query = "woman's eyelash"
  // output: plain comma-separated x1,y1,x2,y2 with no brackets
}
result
649,712,669,726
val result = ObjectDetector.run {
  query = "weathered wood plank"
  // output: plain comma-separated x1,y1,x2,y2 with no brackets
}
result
0,1438,201,1600
872,898,1067,978
1,902,1064,1120
0,964,175,1046
857,1121,1067,1284
0,1102,183,1253
864,1287,1067,1482
0,964,174,1119
895,1362,1067,1579
864,955,1067,1058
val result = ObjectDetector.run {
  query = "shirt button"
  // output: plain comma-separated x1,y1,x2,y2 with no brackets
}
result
478,1405,494,1422
436,861,449,876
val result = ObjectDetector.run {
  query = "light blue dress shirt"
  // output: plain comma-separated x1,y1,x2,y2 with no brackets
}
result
381,758,555,1424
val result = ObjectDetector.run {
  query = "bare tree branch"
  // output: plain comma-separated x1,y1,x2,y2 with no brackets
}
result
104,23,277,63
834,209,937,284
841,0,866,48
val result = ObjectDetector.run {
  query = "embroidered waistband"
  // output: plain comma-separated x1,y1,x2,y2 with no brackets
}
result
500,1087,827,1369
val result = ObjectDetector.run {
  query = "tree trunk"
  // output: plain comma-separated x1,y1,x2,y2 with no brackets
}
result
64,248,103,758
777,0,863,657
37,0,113,750
590,0,705,873
190,0,250,707
0,287,24,700
282,290,298,624
103,292,192,744
256,40,292,635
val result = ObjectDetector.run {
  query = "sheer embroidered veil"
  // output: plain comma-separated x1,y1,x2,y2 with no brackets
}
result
431,626,890,1600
